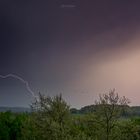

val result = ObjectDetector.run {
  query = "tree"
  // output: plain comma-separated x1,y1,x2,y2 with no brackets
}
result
95,89,130,140
0,112,26,140
31,93,71,140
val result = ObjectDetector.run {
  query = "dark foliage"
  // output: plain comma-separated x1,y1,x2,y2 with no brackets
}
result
1,90,140,140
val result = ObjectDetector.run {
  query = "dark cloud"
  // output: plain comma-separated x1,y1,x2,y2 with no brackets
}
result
1,0,140,107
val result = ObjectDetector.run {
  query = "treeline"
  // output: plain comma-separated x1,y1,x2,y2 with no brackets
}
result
71,105,140,117
1,90,140,140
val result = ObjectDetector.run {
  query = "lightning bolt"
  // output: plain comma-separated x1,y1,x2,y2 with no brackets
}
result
0,74,37,98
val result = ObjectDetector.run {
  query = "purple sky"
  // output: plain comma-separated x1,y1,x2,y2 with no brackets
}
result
1,0,140,108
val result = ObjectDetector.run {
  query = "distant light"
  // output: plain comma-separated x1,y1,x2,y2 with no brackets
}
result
60,4,76,8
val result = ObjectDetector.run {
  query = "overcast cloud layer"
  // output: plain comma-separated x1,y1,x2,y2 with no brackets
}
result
1,0,140,108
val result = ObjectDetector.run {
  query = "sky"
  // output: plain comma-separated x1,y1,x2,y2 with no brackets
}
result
1,0,140,108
